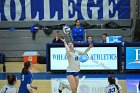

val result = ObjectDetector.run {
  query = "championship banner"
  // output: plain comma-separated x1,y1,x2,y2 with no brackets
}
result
0,0,130,21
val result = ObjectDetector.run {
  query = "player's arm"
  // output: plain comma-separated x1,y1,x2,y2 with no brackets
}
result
104,87,108,93
27,84,33,93
79,43,93,55
27,84,37,93
27,74,37,93
118,85,122,93
31,86,37,90
60,38,71,57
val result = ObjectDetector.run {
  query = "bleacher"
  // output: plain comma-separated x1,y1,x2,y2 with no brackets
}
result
0,27,132,61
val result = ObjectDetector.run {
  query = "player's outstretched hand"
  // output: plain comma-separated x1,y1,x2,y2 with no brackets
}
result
60,38,66,43
89,43,93,49
32,86,38,90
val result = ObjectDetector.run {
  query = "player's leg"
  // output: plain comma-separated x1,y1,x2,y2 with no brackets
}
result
58,76,76,93
58,72,78,93
74,76,79,89
58,75,77,93
67,75,77,93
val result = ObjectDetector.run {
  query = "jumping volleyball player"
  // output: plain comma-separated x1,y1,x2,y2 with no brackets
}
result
18,62,37,93
58,38,93,93
0,75,17,93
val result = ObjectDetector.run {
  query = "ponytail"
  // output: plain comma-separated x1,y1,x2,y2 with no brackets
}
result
21,62,31,75
7,75,16,85
114,84,120,93
21,67,28,74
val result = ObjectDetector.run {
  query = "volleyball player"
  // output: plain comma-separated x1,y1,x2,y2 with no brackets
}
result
137,81,140,93
18,62,37,93
0,75,17,93
58,38,93,93
105,76,122,93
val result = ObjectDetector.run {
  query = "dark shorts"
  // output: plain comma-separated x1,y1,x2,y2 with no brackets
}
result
66,72,79,77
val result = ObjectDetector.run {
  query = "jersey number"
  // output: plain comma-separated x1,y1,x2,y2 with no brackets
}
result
75,56,78,61
22,75,24,81
4,87,8,93
109,88,115,93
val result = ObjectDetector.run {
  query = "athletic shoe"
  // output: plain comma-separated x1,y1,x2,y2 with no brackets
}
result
57,80,67,93
58,83,65,93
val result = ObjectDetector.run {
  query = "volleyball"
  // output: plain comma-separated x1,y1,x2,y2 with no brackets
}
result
63,25,71,34
79,54,89,63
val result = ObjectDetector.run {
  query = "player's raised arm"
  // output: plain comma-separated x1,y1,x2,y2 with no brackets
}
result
60,38,71,56
78,43,93,55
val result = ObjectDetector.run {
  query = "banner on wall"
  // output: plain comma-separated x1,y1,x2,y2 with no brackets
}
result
126,47,140,69
0,0,130,21
50,47,118,70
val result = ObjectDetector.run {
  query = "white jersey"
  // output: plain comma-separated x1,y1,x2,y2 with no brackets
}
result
65,44,90,72
136,83,140,93
0,84,16,93
105,84,122,93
